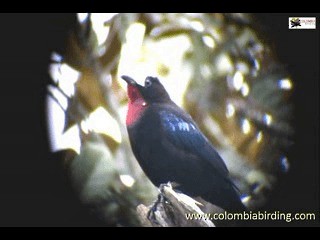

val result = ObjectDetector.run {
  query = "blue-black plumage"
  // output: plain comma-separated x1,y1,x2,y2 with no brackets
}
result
122,75,246,212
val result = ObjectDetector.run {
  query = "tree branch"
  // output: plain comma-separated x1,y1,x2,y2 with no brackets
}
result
136,184,215,227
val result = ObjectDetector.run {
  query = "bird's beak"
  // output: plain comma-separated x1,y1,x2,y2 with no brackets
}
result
121,75,138,86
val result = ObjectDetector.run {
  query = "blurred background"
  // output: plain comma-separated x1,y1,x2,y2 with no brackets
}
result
0,13,319,227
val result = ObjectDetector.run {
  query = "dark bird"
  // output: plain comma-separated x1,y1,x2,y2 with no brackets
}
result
122,75,246,212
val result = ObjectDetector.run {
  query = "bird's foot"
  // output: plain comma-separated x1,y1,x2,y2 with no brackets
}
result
147,193,164,225
147,183,174,225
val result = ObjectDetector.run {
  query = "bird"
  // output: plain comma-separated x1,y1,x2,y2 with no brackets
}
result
121,75,246,212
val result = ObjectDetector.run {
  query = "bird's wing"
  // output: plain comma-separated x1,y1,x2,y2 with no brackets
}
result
159,110,229,177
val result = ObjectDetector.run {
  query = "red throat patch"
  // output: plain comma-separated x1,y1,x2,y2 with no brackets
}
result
126,84,148,126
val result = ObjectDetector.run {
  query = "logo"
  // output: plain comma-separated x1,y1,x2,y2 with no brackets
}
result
289,17,316,29
290,18,301,28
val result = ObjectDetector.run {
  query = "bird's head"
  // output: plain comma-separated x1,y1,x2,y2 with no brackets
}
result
121,75,171,104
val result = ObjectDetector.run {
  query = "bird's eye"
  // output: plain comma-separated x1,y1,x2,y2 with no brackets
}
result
145,79,152,87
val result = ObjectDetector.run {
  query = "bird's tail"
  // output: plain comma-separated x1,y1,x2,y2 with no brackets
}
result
204,183,247,213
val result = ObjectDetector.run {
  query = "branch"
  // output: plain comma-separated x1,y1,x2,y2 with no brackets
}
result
136,184,215,227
